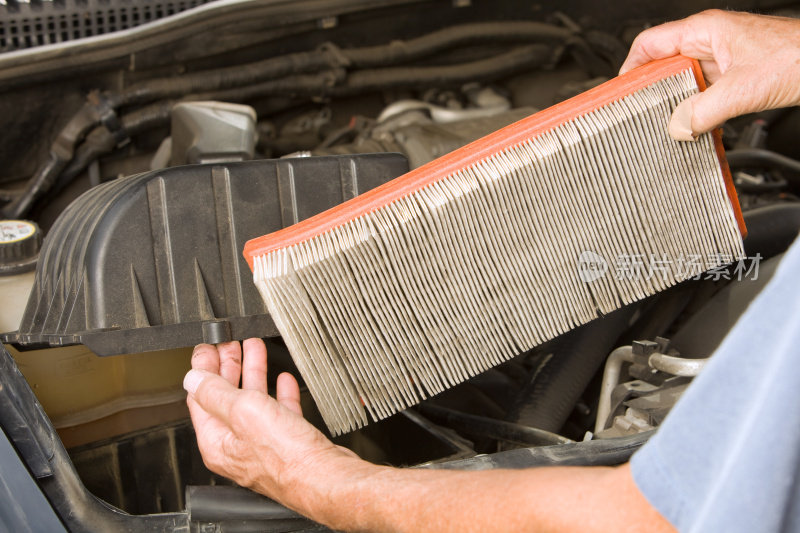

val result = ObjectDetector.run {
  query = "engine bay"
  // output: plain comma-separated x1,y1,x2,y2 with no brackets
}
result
1,0,799,530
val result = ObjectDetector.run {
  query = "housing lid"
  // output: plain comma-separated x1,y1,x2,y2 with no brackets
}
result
1,154,407,355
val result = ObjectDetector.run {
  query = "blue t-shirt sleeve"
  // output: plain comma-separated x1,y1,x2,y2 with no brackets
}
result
631,236,800,533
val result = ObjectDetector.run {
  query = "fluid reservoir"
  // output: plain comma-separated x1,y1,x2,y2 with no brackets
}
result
0,220,191,448
0,219,40,332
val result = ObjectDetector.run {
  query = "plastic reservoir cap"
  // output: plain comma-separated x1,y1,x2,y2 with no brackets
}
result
0,220,41,275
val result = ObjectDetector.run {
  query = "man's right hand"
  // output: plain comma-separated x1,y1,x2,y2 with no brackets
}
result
620,10,800,140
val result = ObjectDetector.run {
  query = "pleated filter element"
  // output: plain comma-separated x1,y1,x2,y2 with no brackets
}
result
244,56,746,436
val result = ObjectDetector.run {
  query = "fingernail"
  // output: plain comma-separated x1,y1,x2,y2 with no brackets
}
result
669,98,698,142
183,369,206,395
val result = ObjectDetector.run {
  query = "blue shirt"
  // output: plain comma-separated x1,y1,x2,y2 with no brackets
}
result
631,236,800,532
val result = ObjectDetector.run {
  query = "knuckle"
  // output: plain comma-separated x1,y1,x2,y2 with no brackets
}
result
191,344,217,366
697,8,723,19
230,397,256,427
223,356,242,368
192,343,214,357
217,341,241,355
231,392,265,430
233,462,257,488
202,455,224,476
198,444,222,472
229,408,248,431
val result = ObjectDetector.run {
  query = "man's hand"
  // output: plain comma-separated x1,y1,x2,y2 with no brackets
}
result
184,339,363,514
184,341,674,533
620,10,800,140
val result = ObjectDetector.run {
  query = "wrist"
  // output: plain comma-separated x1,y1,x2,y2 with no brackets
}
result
281,449,385,529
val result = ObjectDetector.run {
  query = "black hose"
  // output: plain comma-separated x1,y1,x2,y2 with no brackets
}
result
11,21,573,216
1,100,104,218
2,153,68,218
50,46,551,197
186,486,314,527
46,69,358,195
416,404,572,447
194,69,347,103
742,203,800,259
47,101,175,199
727,148,800,186
424,431,653,470
122,21,572,107
506,305,635,433
203,46,553,102
334,45,553,95
343,21,572,67
54,45,551,191
43,45,550,199
119,50,344,107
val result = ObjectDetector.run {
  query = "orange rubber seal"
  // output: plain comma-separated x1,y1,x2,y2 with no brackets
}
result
244,55,746,270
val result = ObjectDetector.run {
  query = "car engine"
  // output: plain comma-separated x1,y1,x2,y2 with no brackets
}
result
0,0,799,530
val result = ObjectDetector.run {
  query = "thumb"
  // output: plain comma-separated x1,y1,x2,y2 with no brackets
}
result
184,368,240,423
669,70,754,141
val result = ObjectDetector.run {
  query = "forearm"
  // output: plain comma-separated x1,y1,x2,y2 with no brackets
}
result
293,459,673,533
184,343,667,532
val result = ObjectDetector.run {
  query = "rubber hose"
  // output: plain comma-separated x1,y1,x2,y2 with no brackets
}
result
2,102,102,218
120,51,341,107
44,101,172,198
343,21,571,67
506,305,635,433
200,46,551,102
120,22,572,106
425,431,653,470
2,153,67,218
416,403,572,447
742,203,800,258
727,148,800,188
193,69,347,103
16,22,569,216
336,45,552,95
47,47,545,199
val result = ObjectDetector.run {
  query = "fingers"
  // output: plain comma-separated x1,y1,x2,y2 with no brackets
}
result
616,9,766,140
276,372,303,416
619,11,721,74
185,366,219,433
619,20,686,74
188,345,221,428
668,95,698,141
191,341,244,386
186,393,213,428
242,338,268,394
217,341,243,386
192,344,221,374
669,67,759,139
184,369,244,423
187,340,303,422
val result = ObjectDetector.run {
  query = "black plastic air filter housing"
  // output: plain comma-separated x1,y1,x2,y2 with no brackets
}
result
2,153,408,355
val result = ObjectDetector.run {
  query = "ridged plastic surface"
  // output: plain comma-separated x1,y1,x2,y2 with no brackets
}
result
1,154,408,355
0,0,211,52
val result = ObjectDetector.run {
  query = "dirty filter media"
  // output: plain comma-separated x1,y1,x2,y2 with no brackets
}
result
244,56,745,435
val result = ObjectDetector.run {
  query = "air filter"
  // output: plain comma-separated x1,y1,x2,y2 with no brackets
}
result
244,55,746,435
